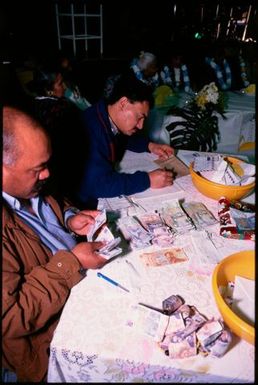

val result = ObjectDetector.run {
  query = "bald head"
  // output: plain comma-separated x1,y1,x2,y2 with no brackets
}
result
3,106,52,199
3,106,49,166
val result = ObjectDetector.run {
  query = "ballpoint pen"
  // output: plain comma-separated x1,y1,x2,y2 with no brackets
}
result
97,273,165,313
97,272,130,293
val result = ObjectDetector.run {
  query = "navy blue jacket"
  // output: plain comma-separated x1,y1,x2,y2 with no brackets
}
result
77,100,151,205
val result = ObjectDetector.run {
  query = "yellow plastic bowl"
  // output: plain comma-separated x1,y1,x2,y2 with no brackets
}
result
189,156,255,200
212,250,255,345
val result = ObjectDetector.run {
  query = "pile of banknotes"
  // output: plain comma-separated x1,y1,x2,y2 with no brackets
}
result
87,210,122,259
126,294,232,359
118,199,217,249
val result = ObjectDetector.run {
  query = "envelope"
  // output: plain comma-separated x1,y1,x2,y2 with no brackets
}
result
231,275,255,326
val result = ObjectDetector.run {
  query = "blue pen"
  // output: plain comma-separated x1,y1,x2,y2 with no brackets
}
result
97,272,130,293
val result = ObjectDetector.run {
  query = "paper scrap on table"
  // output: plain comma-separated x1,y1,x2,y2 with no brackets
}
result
231,275,255,326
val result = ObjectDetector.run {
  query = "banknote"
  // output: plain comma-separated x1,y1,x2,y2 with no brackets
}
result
161,199,195,234
170,311,207,343
137,213,164,232
151,226,175,247
205,329,232,357
182,201,218,229
139,248,188,267
168,332,197,359
87,210,107,241
196,319,223,347
126,304,169,342
118,216,152,249
162,295,184,315
95,226,122,259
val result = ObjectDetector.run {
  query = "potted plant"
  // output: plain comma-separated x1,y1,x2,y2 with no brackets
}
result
165,82,227,151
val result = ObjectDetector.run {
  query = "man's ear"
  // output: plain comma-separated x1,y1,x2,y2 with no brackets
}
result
119,96,129,110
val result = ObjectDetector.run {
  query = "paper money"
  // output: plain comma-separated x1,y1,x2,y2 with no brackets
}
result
118,216,152,249
205,329,232,357
137,213,164,232
196,320,223,347
161,199,195,235
140,248,188,267
126,304,169,342
162,295,184,315
168,332,197,359
182,201,217,230
95,226,122,259
87,210,107,241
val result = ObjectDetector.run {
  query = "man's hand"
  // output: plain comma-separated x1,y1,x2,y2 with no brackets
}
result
67,210,100,236
72,241,107,269
148,169,174,188
148,142,174,160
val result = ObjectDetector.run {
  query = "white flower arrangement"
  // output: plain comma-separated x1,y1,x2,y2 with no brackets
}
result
195,82,219,109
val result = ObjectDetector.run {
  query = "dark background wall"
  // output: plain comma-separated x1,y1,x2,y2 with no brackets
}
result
1,0,257,103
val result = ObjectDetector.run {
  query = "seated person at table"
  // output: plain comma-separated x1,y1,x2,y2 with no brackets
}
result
57,51,91,110
203,42,233,91
77,72,174,208
2,106,107,382
160,47,193,94
30,65,85,201
223,39,250,90
130,51,162,89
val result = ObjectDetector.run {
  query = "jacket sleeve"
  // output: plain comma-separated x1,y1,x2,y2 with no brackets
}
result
2,237,83,337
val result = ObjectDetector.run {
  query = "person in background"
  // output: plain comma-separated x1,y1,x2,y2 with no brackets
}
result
160,47,193,93
2,105,107,382
223,39,250,90
204,42,232,91
30,65,85,203
57,52,91,110
77,72,174,208
130,51,161,89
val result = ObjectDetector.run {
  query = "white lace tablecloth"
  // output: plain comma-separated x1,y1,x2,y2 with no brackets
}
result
48,151,255,383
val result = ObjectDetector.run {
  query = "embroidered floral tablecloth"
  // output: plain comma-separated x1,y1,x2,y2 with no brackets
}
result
48,152,255,383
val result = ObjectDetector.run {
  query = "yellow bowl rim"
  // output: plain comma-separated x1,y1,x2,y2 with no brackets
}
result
212,250,255,344
189,156,255,190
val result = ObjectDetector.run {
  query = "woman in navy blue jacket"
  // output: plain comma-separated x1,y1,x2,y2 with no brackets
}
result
77,72,174,208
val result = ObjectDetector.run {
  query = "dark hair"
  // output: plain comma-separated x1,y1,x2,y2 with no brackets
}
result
105,71,154,109
28,66,60,96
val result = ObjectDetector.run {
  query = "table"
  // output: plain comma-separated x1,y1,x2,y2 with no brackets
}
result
48,150,255,383
148,91,255,157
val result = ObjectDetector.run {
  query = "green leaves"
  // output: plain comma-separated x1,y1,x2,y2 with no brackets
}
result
165,104,222,152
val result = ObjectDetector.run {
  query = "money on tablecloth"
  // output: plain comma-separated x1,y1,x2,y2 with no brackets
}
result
139,248,188,267
118,216,152,249
182,201,218,230
137,212,164,231
204,329,232,357
168,332,197,359
162,295,184,315
196,320,223,347
161,199,195,235
126,304,169,342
